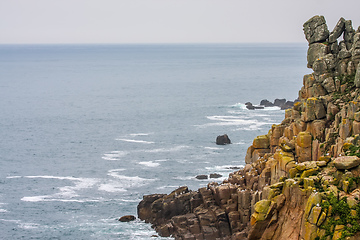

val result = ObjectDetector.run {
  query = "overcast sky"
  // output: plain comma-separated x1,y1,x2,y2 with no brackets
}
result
1,0,360,44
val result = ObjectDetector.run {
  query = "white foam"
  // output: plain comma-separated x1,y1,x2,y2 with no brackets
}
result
119,198,142,203
155,159,168,162
172,176,194,181
21,196,100,202
116,138,154,144
25,175,79,181
204,146,223,150
197,115,270,128
21,196,48,202
157,185,183,190
205,165,244,171
232,102,248,110
19,222,40,229
0,209,7,213
129,133,152,136
108,168,125,173
102,151,128,160
232,102,281,111
145,145,189,153
98,183,127,193
21,175,100,202
138,161,160,167
107,170,156,188
6,176,21,179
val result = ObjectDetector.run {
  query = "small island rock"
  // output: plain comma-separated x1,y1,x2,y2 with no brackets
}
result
195,174,208,180
119,215,136,222
209,173,222,178
216,134,231,145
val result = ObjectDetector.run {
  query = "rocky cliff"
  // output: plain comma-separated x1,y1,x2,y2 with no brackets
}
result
137,16,360,240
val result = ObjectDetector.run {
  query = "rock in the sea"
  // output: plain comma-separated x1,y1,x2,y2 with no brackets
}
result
260,99,274,107
274,98,286,107
216,134,231,145
280,101,295,110
195,174,208,180
119,215,136,222
246,102,255,110
246,102,264,110
209,173,222,178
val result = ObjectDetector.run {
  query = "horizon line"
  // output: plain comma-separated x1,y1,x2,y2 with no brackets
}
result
0,41,307,46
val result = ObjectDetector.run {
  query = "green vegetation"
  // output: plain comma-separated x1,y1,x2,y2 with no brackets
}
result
345,144,360,158
332,74,356,102
319,193,360,239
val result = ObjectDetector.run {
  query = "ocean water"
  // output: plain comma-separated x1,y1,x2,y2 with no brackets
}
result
0,43,308,239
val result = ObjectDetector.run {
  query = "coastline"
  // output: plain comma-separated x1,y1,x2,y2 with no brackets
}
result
136,15,360,240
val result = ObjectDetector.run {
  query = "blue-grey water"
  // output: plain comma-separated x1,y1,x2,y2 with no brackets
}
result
0,43,308,239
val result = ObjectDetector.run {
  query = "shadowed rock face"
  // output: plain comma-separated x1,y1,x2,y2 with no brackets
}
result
216,134,231,145
137,16,360,240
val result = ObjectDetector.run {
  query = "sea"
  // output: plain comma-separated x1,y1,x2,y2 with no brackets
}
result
0,43,309,239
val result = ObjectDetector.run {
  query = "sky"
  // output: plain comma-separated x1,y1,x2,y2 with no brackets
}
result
1,0,360,44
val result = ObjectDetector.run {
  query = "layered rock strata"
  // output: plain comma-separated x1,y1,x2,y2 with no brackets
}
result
137,16,360,240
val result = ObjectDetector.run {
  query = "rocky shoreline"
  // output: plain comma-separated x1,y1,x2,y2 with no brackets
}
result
245,98,298,110
136,16,360,239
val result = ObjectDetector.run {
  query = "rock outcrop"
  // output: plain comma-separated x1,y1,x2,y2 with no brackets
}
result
216,134,231,145
137,16,360,240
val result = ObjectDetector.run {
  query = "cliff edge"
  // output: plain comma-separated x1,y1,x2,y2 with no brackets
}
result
137,16,360,240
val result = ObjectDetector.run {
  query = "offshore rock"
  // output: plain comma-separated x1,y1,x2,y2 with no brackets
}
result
260,99,274,107
119,215,136,222
195,175,208,180
216,134,231,145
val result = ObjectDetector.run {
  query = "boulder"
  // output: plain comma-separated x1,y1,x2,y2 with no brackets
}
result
260,99,274,107
329,17,346,43
307,43,329,68
322,76,336,93
196,175,208,180
216,134,231,145
303,97,326,122
210,173,222,178
344,20,355,45
303,15,329,44
352,33,360,65
313,54,336,75
119,215,136,222
274,98,286,107
333,156,360,170
245,102,255,110
355,63,360,88
253,135,270,149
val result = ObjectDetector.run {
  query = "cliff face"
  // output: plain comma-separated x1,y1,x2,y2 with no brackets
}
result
137,16,360,240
